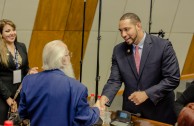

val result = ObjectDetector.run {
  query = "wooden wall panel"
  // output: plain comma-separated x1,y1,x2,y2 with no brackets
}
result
28,31,64,69
66,0,98,31
181,35,194,80
33,0,71,30
28,0,98,79
63,31,89,79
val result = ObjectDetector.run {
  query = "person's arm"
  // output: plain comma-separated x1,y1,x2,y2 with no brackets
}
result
99,95,110,109
145,41,180,104
128,91,148,105
18,80,29,119
28,67,38,74
19,42,30,75
101,46,123,106
6,97,17,112
74,87,100,126
0,79,12,101
19,42,38,75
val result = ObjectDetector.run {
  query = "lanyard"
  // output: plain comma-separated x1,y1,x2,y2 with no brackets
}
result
14,48,19,69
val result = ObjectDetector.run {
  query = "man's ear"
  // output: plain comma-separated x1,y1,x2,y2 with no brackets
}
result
136,22,142,30
62,56,66,65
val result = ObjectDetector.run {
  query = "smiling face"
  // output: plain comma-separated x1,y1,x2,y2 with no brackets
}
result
119,19,141,45
1,24,17,44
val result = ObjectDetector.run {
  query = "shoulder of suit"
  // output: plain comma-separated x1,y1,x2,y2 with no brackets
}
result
15,41,24,45
15,41,26,48
115,41,127,49
68,77,87,89
148,34,170,44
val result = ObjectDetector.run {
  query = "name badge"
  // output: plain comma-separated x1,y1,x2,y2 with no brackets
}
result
13,69,21,84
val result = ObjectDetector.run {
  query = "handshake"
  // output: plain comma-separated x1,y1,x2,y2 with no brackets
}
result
92,95,112,125
92,95,110,113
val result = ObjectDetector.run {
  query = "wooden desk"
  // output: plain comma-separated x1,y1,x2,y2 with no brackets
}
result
131,116,173,126
109,111,173,126
94,111,173,126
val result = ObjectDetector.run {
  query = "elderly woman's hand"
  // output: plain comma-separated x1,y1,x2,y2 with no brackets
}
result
6,97,17,112
11,100,18,112
28,67,38,74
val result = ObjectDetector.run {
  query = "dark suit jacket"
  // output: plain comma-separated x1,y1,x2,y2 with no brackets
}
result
0,41,29,124
0,41,29,100
19,69,100,126
102,33,180,124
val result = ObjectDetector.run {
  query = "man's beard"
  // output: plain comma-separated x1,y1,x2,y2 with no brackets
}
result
126,27,138,45
61,63,75,79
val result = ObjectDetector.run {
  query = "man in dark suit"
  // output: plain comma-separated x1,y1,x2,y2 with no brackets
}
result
99,13,180,125
19,40,101,126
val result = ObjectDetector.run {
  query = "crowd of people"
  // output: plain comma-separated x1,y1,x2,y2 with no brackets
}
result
0,13,193,126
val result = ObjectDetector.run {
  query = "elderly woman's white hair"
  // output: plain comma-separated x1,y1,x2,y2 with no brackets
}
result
42,40,67,70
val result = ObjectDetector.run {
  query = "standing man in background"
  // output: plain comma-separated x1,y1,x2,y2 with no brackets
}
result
99,12,180,125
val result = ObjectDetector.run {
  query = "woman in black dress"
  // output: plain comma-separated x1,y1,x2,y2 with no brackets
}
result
0,19,38,124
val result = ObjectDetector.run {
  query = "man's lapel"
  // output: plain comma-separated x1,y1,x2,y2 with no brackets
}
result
125,44,139,79
139,35,152,77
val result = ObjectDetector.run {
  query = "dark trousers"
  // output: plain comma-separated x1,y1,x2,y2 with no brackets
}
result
0,97,9,125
